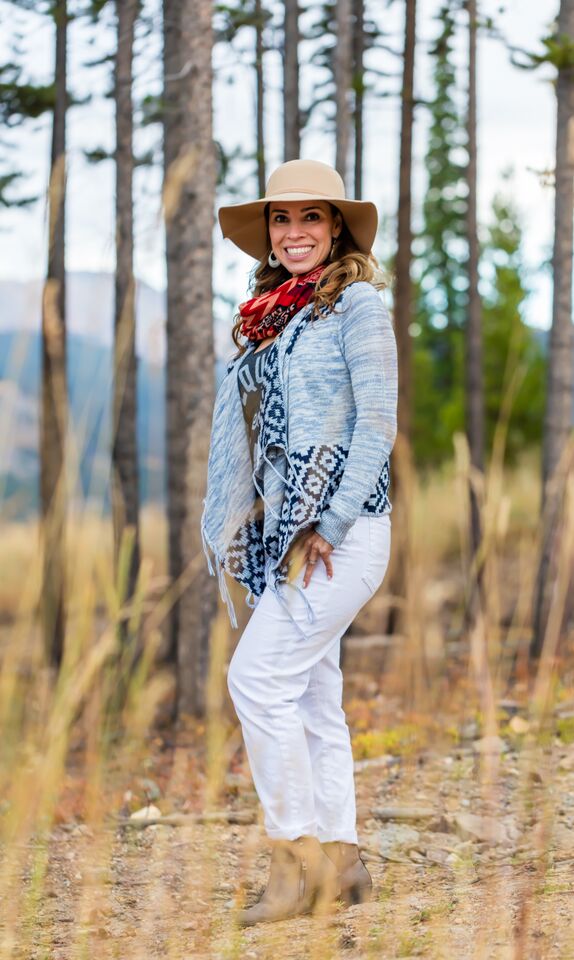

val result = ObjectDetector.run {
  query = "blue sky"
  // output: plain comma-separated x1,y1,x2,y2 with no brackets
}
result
0,0,558,348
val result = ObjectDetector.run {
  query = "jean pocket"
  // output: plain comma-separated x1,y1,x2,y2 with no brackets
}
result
361,514,391,595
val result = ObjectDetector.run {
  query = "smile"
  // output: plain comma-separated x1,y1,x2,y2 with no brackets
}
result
284,246,314,258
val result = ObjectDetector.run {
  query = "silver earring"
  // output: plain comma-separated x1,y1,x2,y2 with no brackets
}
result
268,250,280,268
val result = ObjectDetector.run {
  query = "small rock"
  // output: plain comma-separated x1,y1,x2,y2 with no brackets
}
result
69,823,94,838
473,735,507,755
379,823,420,860
372,805,434,821
129,804,162,821
354,755,396,773
425,847,451,865
460,722,479,740
454,812,508,844
509,716,530,735
552,824,574,855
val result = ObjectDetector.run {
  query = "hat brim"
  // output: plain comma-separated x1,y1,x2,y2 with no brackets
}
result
218,193,378,260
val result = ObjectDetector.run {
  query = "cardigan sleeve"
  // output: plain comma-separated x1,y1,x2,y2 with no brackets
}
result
314,282,398,548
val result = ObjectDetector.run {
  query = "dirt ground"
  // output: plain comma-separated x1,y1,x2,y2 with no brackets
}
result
6,683,574,960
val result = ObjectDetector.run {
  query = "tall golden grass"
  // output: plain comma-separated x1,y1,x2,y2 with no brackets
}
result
1,441,573,958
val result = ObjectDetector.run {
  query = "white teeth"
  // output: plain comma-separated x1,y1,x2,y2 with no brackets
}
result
286,246,313,255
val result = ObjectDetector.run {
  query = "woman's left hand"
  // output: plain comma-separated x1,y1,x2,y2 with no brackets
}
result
302,530,334,589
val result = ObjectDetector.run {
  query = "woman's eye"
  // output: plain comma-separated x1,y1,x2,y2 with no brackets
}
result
272,212,321,223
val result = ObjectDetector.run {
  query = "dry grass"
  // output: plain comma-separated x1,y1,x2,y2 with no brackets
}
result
1,444,573,959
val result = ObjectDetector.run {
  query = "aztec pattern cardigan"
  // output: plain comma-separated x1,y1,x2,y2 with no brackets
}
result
201,279,398,634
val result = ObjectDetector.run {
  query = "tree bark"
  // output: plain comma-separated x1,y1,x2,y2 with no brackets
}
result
335,0,352,186
163,0,217,718
532,0,574,658
113,0,140,616
465,0,484,559
255,0,266,191
163,0,187,665
386,0,416,637
352,0,364,199
283,0,300,161
41,0,67,667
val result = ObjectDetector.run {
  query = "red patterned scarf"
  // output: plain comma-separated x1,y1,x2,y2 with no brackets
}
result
238,265,326,342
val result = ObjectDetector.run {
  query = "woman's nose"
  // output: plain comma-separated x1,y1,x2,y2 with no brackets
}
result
286,222,306,238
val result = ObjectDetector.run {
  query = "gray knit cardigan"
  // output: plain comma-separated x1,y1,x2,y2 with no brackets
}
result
201,279,398,633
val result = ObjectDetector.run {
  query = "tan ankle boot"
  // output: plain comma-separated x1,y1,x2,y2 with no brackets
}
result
237,835,340,926
321,841,373,906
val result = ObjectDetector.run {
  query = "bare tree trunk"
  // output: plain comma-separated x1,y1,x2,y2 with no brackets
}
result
386,0,416,637
163,0,217,718
532,0,574,658
163,0,187,666
352,0,364,199
335,0,352,186
113,0,140,617
283,0,300,161
41,0,67,667
255,0,266,191
465,0,484,560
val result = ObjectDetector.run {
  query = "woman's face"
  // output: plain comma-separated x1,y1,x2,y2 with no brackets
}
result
267,200,342,275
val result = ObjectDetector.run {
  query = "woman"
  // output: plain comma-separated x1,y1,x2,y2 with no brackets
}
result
201,159,398,925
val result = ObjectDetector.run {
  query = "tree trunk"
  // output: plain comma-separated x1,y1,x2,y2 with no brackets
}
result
41,0,67,667
386,0,416,637
465,0,484,560
163,0,217,718
352,0,364,199
255,0,266,191
335,0,352,186
283,0,300,161
163,0,187,665
113,0,140,618
532,0,574,658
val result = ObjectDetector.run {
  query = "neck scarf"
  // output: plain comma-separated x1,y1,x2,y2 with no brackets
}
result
238,265,326,342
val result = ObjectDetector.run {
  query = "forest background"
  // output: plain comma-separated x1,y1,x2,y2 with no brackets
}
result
1,0,574,956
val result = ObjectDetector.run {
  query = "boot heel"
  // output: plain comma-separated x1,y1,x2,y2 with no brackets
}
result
340,879,373,906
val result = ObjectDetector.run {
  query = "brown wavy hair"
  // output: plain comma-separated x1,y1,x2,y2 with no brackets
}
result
230,202,387,357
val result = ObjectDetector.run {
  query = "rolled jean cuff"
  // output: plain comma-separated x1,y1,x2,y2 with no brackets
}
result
315,510,355,548
265,822,319,841
317,829,359,844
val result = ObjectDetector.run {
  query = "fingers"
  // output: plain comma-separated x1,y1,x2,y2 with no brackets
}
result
302,536,334,589
302,545,318,589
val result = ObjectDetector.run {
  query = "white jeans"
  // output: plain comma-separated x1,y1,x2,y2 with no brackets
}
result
227,513,391,843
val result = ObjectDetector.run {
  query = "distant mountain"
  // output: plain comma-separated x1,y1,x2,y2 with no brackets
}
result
0,272,233,517
0,330,166,517
0,272,167,364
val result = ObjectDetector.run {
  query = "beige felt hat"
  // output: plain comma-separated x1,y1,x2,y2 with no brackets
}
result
218,159,378,260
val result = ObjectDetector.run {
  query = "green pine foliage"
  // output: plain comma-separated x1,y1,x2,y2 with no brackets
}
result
411,2,545,471
482,187,546,463
413,0,467,467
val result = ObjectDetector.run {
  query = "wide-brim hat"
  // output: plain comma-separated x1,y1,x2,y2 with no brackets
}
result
218,159,378,260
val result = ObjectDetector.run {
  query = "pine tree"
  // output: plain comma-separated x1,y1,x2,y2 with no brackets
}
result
112,0,141,641
481,186,545,463
413,0,467,465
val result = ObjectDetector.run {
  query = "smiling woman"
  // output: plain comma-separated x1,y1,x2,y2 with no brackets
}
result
202,159,398,925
